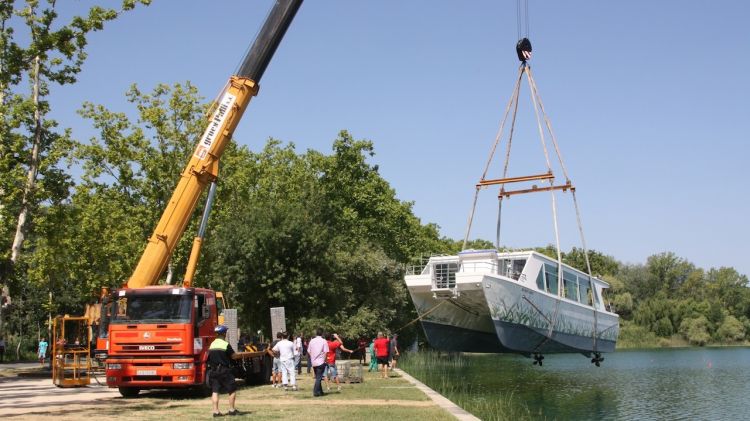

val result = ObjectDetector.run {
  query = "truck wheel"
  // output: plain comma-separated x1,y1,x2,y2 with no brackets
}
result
118,387,140,398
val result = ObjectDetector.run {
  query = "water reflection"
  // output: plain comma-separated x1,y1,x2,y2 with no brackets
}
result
423,347,750,420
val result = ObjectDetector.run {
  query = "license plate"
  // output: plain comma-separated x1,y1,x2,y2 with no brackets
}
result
137,370,157,376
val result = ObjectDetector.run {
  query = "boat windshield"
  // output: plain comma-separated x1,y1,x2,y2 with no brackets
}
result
111,292,193,324
499,259,527,280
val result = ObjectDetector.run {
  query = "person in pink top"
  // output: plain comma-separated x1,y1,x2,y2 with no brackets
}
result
307,328,329,397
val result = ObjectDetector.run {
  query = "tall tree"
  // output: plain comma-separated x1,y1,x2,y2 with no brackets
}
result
1,0,150,337
3,0,150,265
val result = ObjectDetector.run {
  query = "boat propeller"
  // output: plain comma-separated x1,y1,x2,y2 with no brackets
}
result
533,353,544,366
591,352,604,367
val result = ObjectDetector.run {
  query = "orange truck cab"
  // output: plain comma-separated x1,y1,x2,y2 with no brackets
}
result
105,286,220,397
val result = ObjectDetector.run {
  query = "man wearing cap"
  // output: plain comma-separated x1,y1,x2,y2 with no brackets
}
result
207,325,239,417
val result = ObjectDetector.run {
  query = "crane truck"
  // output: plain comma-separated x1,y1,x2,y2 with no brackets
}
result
102,0,303,398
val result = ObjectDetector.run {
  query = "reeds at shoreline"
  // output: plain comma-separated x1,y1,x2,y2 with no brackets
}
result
400,351,538,421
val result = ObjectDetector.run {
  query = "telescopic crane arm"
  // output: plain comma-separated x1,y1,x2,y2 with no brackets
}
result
126,0,303,288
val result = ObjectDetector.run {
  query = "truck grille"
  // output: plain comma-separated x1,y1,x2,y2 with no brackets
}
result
120,343,176,352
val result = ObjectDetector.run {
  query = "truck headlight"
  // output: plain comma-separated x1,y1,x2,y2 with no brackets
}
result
107,363,122,370
173,362,193,370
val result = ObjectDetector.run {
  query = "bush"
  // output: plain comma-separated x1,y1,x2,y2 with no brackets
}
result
617,321,660,348
715,315,745,342
655,317,674,337
679,316,711,345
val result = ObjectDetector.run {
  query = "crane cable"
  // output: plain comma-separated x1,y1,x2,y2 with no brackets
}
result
517,0,530,40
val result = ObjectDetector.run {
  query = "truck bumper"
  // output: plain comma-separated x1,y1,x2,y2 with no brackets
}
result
105,357,202,388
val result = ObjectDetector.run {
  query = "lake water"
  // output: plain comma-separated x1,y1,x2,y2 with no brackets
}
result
403,347,750,420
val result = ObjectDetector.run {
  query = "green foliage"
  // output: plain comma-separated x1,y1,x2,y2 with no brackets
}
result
679,316,711,346
0,0,149,343
715,315,745,342
615,321,662,348
203,132,437,339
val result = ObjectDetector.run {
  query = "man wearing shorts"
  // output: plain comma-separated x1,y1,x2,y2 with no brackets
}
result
268,332,282,387
373,332,390,379
207,326,239,417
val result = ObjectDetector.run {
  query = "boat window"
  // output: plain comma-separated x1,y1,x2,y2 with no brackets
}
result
434,262,458,289
536,269,545,290
579,277,594,306
563,271,579,302
500,259,527,281
544,264,558,295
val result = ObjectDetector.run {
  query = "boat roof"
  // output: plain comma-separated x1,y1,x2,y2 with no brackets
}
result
452,249,611,287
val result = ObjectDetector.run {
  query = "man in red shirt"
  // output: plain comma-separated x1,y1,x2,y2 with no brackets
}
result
325,333,353,391
373,331,391,379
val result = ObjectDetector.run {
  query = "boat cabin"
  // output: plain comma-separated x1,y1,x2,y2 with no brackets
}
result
422,249,612,312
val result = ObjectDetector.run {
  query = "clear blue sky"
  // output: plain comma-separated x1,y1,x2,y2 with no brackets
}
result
48,1,750,276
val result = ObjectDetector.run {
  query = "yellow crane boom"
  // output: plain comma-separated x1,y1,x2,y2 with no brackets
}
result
127,0,303,288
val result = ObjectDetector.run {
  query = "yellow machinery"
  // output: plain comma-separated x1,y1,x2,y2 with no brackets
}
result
52,315,92,387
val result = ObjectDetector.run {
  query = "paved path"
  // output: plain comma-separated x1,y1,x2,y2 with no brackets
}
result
0,375,120,417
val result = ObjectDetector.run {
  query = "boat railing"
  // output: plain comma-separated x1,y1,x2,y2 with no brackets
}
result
406,264,427,276
459,261,499,274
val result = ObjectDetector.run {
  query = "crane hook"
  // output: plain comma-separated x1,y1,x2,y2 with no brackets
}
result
516,38,532,62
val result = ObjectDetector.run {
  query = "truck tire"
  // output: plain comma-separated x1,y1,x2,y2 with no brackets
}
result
118,387,140,398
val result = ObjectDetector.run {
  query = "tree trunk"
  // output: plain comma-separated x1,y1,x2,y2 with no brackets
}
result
10,56,42,264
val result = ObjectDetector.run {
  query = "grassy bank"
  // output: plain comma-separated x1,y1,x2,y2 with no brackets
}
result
399,351,536,421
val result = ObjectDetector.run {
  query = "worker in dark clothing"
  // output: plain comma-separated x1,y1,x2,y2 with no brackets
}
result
208,325,239,417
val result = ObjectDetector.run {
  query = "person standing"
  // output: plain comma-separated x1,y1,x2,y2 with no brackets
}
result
272,332,297,391
307,328,329,397
368,338,377,372
207,325,239,417
0,336,6,363
356,337,368,365
373,332,390,379
324,333,353,392
267,332,282,388
294,333,303,375
304,335,312,376
389,333,400,370
38,337,49,366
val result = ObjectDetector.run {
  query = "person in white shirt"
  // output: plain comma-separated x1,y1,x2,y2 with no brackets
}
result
294,333,303,374
272,332,297,391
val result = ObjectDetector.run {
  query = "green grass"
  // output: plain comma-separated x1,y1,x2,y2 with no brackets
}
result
400,351,537,421
46,366,454,421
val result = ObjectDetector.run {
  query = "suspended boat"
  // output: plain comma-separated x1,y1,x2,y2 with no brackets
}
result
405,38,619,365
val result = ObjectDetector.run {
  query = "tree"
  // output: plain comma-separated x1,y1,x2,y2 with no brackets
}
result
1,0,150,337
564,247,619,277
715,315,745,343
679,316,711,346
203,133,442,339
71,82,209,292
5,0,150,264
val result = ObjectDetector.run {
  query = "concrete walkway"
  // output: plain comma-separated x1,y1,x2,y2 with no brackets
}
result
394,368,481,421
